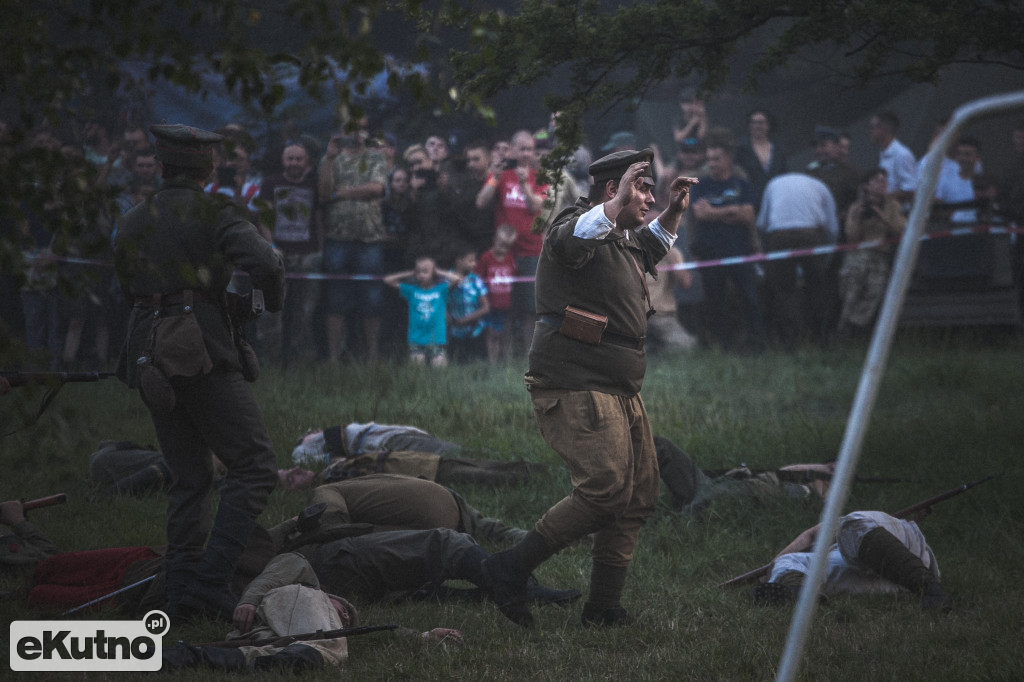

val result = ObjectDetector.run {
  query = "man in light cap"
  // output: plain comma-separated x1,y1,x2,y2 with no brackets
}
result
113,123,284,623
480,148,697,628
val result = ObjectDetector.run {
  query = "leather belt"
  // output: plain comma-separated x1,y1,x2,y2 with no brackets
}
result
538,313,645,350
133,290,197,308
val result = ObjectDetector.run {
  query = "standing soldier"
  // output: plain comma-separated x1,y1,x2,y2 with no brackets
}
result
113,124,284,622
481,149,696,627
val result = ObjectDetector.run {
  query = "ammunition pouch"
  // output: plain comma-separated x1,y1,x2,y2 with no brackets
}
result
296,502,328,533
138,357,176,414
225,291,262,382
225,290,265,326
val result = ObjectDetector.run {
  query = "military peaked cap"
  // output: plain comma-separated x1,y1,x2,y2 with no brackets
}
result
813,125,841,144
150,124,223,168
589,148,655,186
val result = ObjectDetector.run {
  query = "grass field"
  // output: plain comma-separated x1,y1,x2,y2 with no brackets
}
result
2,330,1023,680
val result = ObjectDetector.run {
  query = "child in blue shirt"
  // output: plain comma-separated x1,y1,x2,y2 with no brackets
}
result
384,255,462,367
447,242,490,362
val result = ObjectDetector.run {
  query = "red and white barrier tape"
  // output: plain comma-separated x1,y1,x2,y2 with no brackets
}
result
24,223,1024,282
663,224,1024,272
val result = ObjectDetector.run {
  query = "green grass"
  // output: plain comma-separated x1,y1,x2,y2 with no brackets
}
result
2,333,1023,680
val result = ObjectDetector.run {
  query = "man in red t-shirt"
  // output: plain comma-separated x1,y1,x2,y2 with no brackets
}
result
475,130,549,352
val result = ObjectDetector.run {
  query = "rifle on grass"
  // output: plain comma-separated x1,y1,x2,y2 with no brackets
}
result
2,371,116,387
718,474,997,588
700,464,918,486
61,574,157,616
1,371,116,436
891,474,996,521
21,493,68,515
197,624,399,648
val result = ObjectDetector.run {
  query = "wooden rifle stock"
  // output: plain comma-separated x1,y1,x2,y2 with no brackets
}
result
21,493,68,514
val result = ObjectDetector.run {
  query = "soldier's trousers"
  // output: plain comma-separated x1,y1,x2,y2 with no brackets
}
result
529,388,660,568
149,370,278,567
306,528,479,602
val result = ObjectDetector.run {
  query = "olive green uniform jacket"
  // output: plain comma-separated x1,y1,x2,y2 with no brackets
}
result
113,177,284,386
528,198,669,396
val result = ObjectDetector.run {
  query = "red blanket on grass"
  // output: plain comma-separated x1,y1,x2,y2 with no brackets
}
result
27,546,159,609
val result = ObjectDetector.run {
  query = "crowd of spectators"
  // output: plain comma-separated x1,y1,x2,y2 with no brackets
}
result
3,96,1024,370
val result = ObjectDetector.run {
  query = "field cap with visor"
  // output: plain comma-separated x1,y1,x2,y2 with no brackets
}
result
589,148,656,188
150,124,223,168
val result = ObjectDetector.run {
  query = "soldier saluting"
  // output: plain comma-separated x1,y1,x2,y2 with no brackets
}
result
481,149,697,628
113,123,284,622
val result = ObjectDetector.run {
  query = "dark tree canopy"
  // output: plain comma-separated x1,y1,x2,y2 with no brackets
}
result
451,0,1024,173
0,0,457,278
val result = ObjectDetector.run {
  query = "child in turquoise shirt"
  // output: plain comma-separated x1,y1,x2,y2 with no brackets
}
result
384,255,462,367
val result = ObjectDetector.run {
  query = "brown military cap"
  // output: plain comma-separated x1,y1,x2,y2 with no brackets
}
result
149,124,223,168
589,148,655,186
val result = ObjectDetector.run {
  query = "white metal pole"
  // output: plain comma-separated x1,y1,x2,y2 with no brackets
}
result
776,90,1024,682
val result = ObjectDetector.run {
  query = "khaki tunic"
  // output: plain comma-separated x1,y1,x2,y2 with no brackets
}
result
305,474,526,547
229,553,352,668
528,198,669,396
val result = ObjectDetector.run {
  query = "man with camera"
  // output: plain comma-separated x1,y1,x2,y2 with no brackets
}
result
439,140,497,257
481,149,697,628
475,129,549,351
836,167,906,337
113,123,284,623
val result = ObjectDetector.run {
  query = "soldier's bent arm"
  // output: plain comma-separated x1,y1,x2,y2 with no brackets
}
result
215,206,285,312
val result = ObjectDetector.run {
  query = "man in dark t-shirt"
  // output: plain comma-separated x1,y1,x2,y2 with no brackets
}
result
690,142,767,351
256,141,321,362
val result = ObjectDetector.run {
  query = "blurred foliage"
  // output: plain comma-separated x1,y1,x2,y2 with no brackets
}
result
451,0,1024,182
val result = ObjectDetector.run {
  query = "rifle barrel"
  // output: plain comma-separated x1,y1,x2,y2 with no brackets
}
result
718,563,770,588
199,624,399,648
892,475,996,519
1,371,115,387
61,575,156,616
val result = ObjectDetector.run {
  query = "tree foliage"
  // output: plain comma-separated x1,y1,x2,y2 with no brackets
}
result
451,0,1024,174
0,0,458,282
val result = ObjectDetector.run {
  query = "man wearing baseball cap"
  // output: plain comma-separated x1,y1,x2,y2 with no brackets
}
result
480,147,697,628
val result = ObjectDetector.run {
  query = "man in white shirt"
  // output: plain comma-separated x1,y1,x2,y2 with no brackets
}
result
934,136,982,224
869,111,917,206
756,172,839,343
